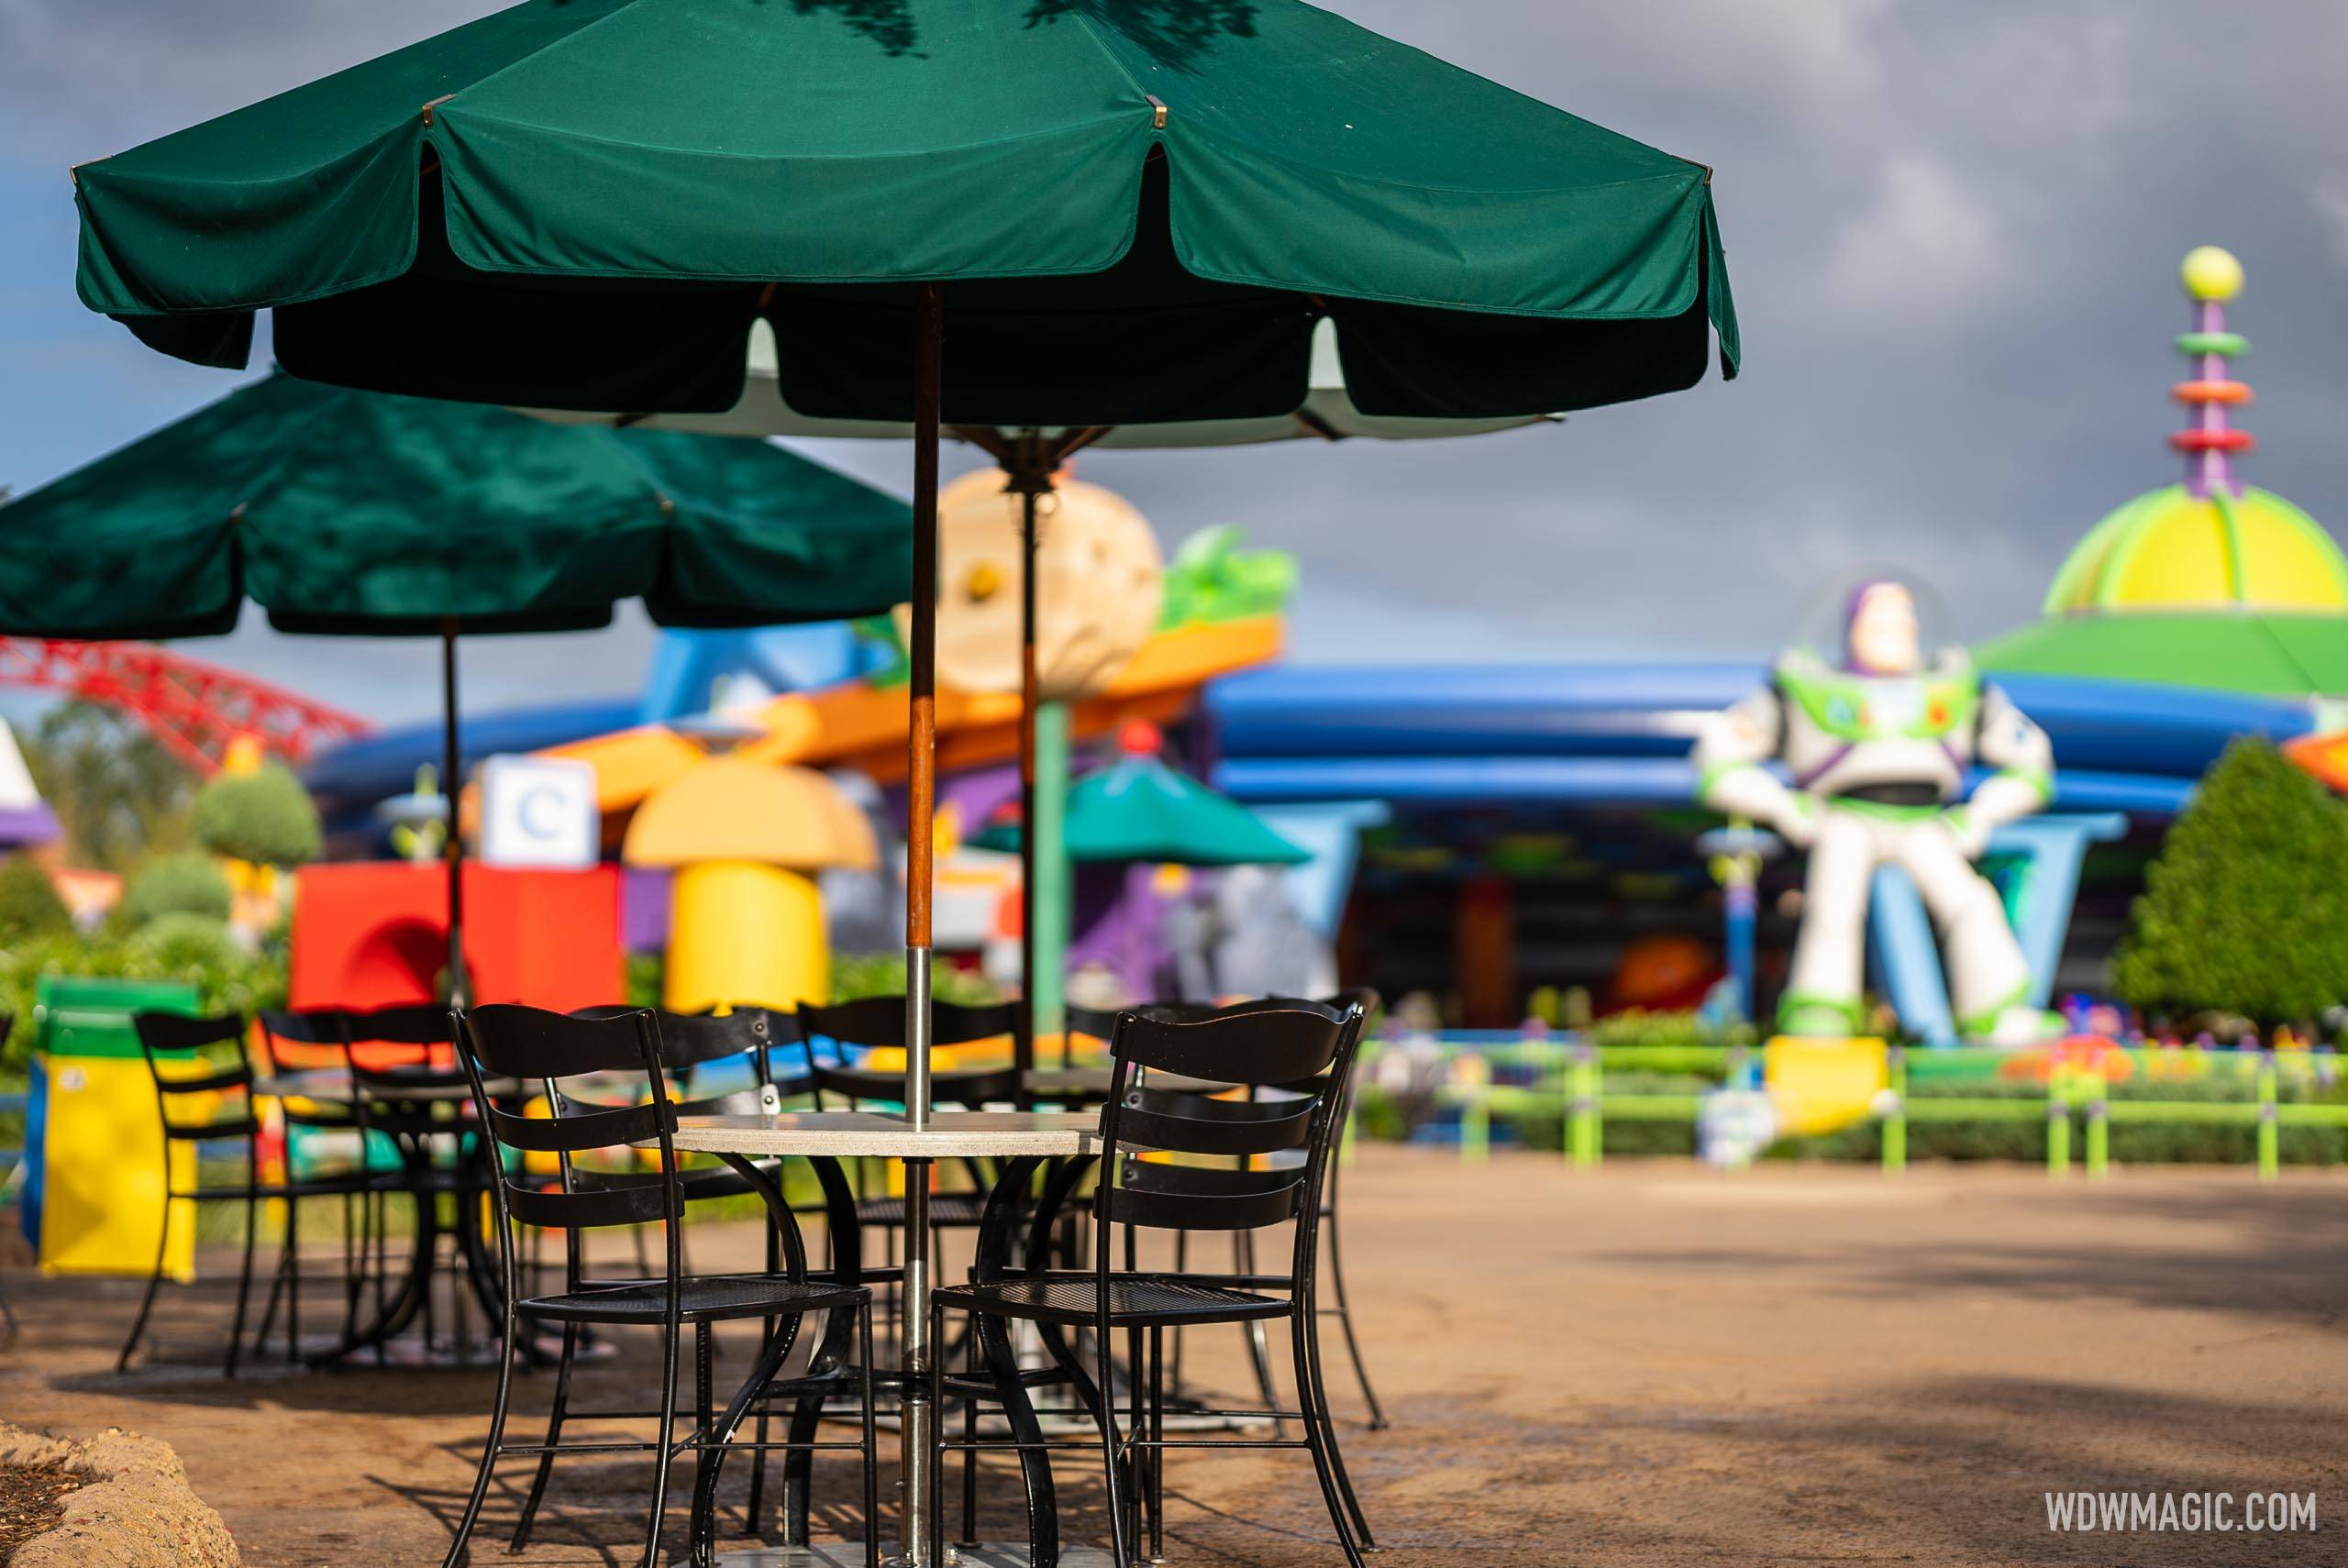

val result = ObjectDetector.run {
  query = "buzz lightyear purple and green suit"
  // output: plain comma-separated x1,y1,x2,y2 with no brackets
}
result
1693,646,2054,1042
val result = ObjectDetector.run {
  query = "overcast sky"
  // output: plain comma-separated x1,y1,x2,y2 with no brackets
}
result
5,1,2348,725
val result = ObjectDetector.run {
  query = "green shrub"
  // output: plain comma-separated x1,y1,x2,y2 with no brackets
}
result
192,763,322,867
119,851,233,926
626,950,666,1010
0,855,71,941
1586,1009,1757,1051
0,930,287,1072
2117,738,2348,1029
129,912,245,971
829,951,1003,1007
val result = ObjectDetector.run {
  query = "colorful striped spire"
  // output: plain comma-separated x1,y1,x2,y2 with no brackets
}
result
2171,246,2252,498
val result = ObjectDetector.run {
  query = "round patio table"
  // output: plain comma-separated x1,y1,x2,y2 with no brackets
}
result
665,1109,1104,1568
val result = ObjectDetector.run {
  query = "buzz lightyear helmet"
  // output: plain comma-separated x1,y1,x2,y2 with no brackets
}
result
1789,571,1958,678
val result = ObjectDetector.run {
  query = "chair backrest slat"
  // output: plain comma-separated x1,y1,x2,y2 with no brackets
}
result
1114,1087,1319,1157
1108,1157,1305,1231
504,1177,670,1231
1112,1001,1346,1088
485,1096,668,1154
800,995,1016,1053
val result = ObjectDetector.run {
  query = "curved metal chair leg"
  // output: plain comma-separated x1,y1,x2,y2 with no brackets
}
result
977,1307,1060,1566
1301,1286,1377,1548
690,1312,802,1566
250,1208,289,1356
441,1314,518,1568
1097,1323,1131,1568
224,1192,260,1379
1324,1210,1388,1430
286,1196,305,1360
641,1318,683,1568
1288,1316,1368,1568
440,1301,521,1568
508,1320,580,1552
116,1189,172,1373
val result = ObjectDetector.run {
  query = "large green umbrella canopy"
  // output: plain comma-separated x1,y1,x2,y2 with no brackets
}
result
0,370,911,639
973,723,1308,867
74,0,1739,425
0,368,912,1005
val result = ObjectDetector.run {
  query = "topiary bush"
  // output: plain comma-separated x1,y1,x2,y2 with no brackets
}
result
118,851,233,927
2117,738,2348,1031
128,911,246,971
0,855,71,941
192,763,322,867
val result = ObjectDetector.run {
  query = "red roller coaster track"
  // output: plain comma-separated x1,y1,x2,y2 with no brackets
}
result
0,638,373,775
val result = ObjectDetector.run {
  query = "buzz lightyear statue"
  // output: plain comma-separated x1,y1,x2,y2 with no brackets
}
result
1693,580,2055,1043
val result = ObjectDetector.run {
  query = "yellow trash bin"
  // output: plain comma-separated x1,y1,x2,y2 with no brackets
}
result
27,977,200,1281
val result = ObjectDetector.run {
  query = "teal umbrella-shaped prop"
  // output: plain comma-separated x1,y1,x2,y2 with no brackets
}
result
0,370,912,999
973,721,1307,1034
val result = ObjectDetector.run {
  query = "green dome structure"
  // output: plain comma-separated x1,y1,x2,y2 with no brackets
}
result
1978,250,2348,698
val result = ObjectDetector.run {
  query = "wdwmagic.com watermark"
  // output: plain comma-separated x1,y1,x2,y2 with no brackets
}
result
2045,1491,2317,1533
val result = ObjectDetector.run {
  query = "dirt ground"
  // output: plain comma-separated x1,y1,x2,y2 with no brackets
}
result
3,1148,2344,1567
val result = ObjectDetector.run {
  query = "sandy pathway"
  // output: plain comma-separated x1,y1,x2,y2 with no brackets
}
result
4,1150,2342,1566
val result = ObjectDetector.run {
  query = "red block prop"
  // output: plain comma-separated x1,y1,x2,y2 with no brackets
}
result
291,862,624,1014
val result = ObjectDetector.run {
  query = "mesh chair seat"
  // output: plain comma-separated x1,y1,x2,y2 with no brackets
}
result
519,1273,865,1326
853,1191,990,1228
933,1273,1290,1328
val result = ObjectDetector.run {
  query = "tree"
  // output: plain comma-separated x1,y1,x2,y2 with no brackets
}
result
18,701,195,871
0,854,71,940
193,762,322,867
2115,737,2348,1031
119,850,233,927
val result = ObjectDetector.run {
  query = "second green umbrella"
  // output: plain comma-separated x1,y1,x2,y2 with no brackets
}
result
0,369,913,991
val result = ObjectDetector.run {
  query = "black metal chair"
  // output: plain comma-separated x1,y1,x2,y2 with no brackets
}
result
116,1010,370,1377
504,1006,796,1555
932,996,1374,1568
1066,997,1390,1433
444,1004,879,1568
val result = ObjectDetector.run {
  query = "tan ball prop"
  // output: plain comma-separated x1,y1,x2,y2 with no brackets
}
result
913,469,1164,701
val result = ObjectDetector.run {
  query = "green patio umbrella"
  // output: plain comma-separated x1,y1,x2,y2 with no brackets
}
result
0,369,912,990
972,721,1308,867
68,9,1737,1556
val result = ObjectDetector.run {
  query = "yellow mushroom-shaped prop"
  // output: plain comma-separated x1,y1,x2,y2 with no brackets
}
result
623,756,878,1012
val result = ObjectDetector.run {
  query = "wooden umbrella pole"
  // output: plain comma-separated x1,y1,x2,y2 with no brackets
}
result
439,615,466,1007
904,282,943,1132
